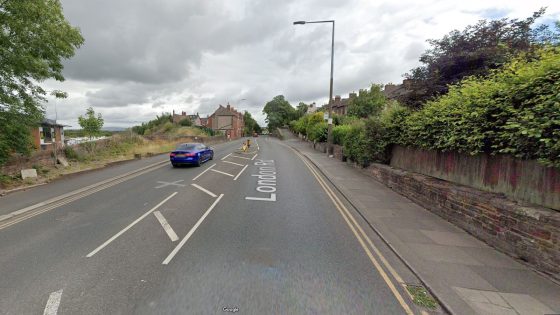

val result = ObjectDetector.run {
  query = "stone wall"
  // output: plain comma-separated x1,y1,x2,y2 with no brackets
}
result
391,146,560,210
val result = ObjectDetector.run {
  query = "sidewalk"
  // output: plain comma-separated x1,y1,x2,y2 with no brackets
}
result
283,134,560,315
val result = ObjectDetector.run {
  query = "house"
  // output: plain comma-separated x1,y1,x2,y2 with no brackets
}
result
383,79,413,100
322,92,357,116
307,102,317,113
172,110,202,126
207,104,244,139
31,119,67,151
199,117,208,127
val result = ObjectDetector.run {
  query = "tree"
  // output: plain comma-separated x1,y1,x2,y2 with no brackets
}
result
262,95,296,131
347,84,386,118
78,107,104,140
0,0,84,164
296,102,308,119
243,111,261,136
400,9,559,108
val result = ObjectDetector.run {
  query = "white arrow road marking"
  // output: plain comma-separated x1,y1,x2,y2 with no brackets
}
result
222,160,244,166
210,169,234,177
86,192,178,257
153,211,179,242
191,183,217,198
233,165,248,181
155,180,185,189
192,163,216,181
162,194,224,265
43,289,63,315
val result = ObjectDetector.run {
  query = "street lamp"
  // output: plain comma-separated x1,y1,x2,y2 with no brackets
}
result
293,19,335,156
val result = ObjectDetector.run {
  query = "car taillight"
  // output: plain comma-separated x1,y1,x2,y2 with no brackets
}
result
185,153,196,157
170,153,176,157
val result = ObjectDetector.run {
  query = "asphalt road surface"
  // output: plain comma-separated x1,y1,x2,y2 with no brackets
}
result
0,137,422,314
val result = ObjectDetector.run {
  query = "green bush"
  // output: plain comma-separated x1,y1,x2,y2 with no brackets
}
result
343,121,370,166
179,118,192,126
308,121,328,142
333,124,352,145
64,146,81,161
400,46,560,166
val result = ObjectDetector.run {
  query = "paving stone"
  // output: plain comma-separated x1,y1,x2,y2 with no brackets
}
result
409,243,483,265
420,230,487,248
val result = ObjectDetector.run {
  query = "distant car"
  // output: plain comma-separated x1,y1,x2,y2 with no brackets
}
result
170,143,213,167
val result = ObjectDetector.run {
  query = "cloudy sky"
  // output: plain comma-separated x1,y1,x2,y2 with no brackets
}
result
42,0,560,128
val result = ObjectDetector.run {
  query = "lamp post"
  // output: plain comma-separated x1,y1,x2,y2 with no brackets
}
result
293,19,335,155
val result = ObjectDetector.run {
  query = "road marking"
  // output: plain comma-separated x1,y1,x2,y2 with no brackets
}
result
191,183,217,198
153,211,179,242
43,289,63,315
233,165,248,181
210,169,234,177
245,194,276,202
155,180,185,189
192,163,216,181
0,161,168,230
162,194,224,265
222,160,244,166
86,192,177,257
251,153,258,160
292,149,415,315
221,153,232,160
230,155,251,160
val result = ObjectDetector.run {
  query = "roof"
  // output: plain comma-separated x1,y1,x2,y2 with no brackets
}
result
213,105,240,116
42,118,69,127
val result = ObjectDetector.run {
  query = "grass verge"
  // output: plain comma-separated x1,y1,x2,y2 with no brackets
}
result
406,285,438,309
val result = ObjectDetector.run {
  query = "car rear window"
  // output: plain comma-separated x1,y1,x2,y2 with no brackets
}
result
176,143,197,150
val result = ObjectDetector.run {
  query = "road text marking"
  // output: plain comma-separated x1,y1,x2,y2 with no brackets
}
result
43,289,63,315
210,169,234,177
233,165,248,181
245,159,276,202
155,180,185,189
191,183,217,198
192,163,216,181
86,192,177,257
153,211,179,242
162,194,224,265
222,160,244,166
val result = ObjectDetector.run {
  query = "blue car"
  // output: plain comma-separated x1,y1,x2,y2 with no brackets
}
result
170,143,214,167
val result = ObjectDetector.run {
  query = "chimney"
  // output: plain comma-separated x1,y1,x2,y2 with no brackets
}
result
227,104,231,110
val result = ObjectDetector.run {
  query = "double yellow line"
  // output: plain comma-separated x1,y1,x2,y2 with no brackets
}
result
291,148,416,315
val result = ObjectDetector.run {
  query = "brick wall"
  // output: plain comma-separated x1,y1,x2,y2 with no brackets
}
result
1,150,56,176
358,162,560,280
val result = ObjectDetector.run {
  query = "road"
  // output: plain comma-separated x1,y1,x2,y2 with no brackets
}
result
0,137,423,314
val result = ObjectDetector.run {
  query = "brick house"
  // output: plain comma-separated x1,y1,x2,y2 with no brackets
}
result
31,119,67,151
207,104,244,139
172,110,202,126
322,93,357,115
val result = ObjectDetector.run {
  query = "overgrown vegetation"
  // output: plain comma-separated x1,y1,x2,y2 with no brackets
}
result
400,9,559,108
290,47,560,168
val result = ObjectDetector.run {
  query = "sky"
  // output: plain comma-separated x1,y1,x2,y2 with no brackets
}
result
42,0,560,128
